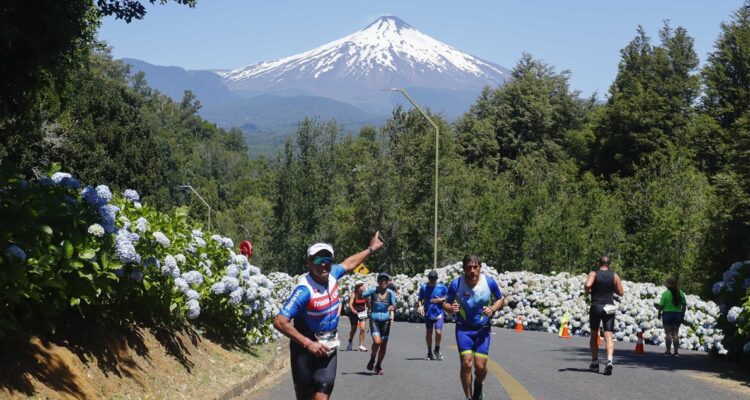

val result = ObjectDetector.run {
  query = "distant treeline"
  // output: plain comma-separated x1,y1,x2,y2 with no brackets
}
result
2,1,750,295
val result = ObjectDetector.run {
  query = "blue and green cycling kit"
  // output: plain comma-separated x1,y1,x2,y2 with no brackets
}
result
446,274,503,356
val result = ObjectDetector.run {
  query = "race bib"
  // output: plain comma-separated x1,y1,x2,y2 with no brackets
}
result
315,331,339,357
603,304,617,315
357,311,368,320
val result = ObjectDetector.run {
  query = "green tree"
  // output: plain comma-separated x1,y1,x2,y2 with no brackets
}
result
592,23,700,178
457,53,593,172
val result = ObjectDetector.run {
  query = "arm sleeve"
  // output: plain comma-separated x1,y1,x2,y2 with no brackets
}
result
331,264,346,280
418,285,425,301
446,280,458,303
279,285,310,319
487,277,503,300
363,287,374,298
389,290,397,305
438,284,448,297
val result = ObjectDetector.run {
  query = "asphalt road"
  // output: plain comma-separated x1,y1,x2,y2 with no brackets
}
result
246,321,749,400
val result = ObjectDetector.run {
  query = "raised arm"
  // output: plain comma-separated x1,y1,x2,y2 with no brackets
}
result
339,231,384,272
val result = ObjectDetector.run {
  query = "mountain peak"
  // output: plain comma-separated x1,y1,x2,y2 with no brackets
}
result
364,15,412,32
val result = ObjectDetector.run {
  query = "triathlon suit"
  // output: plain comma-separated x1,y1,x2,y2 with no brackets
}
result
419,282,448,330
349,295,368,326
446,274,502,358
589,269,616,332
279,264,346,399
364,287,396,341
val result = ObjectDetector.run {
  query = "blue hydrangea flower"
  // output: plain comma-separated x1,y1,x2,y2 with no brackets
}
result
87,223,105,238
82,185,112,206
187,289,200,301
225,265,239,278
240,270,251,282
182,270,204,285
712,281,724,295
243,307,254,317
211,282,227,295
98,204,119,233
175,254,186,264
193,237,206,248
130,271,143,282
163,255,177,272
727,307,743,324
115,229,140,264
171,266,181,279
51,172,81,189
134,202,142,209
5,244,27,262
186,299,201,319
191,230,203,238
114,268,125,277
229,288,244,305
222,276,240,292
153,232,170,247
222,237,234,249
248,265,261,276
174,277,190,294
123,189,140,202
135,217,149,233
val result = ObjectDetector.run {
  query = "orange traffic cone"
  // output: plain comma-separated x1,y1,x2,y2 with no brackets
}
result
559,321,571,339
634,331,645,354
515,316,523,332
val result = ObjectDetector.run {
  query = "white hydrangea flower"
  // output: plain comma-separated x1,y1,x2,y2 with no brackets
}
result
87,223,105,238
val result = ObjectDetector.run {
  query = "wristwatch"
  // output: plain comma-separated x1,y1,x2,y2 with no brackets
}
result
367,245,375,253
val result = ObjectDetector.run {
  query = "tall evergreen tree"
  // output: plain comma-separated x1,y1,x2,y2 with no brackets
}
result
592,23,700,178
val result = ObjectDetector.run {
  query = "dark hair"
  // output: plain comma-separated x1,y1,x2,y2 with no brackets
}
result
598,255,610,266
667,277,682,307
463,254,481,267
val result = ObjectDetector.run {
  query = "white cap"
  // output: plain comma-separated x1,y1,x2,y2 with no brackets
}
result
307,242,334,258
355,280,364,286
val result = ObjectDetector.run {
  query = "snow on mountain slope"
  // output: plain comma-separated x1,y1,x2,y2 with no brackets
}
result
220,16,508,115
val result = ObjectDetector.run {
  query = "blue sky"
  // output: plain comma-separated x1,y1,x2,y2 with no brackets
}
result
98,0,743,98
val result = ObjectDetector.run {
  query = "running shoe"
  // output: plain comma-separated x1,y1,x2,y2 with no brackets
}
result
366,357,375,371
426,352,434,360
673,352,679,357
374,366,384,375
603,361,613,376
358,345,368,352
434,349,443,360
663,350,671,355
588,361,599,372
347,342,353,351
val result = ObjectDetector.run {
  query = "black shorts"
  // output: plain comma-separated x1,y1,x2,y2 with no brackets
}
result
589,304,615,332
349,314,365,326
662,312,683,327
290,341,337,399
370,319,392,341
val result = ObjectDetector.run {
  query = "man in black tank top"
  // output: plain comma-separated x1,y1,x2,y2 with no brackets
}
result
584,256,624,376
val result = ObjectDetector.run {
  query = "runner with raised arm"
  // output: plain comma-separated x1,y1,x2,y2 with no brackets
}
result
444,255,504,400
273,232,384,400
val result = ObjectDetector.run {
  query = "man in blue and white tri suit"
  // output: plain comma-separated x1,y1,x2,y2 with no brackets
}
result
274,232,384,400
418,270,448,360
444,254,504,400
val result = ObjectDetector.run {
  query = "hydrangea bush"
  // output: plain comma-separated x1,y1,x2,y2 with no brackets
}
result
0,165,279,344
713,260,750,360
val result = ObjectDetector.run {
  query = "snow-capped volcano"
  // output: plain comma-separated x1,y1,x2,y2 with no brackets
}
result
220,16,509,115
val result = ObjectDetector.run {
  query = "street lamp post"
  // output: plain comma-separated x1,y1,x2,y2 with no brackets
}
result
387,88,440,271
176,185,211,231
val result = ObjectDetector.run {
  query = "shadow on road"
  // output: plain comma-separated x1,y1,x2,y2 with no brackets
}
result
340,372,374,376
550,346,749,387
